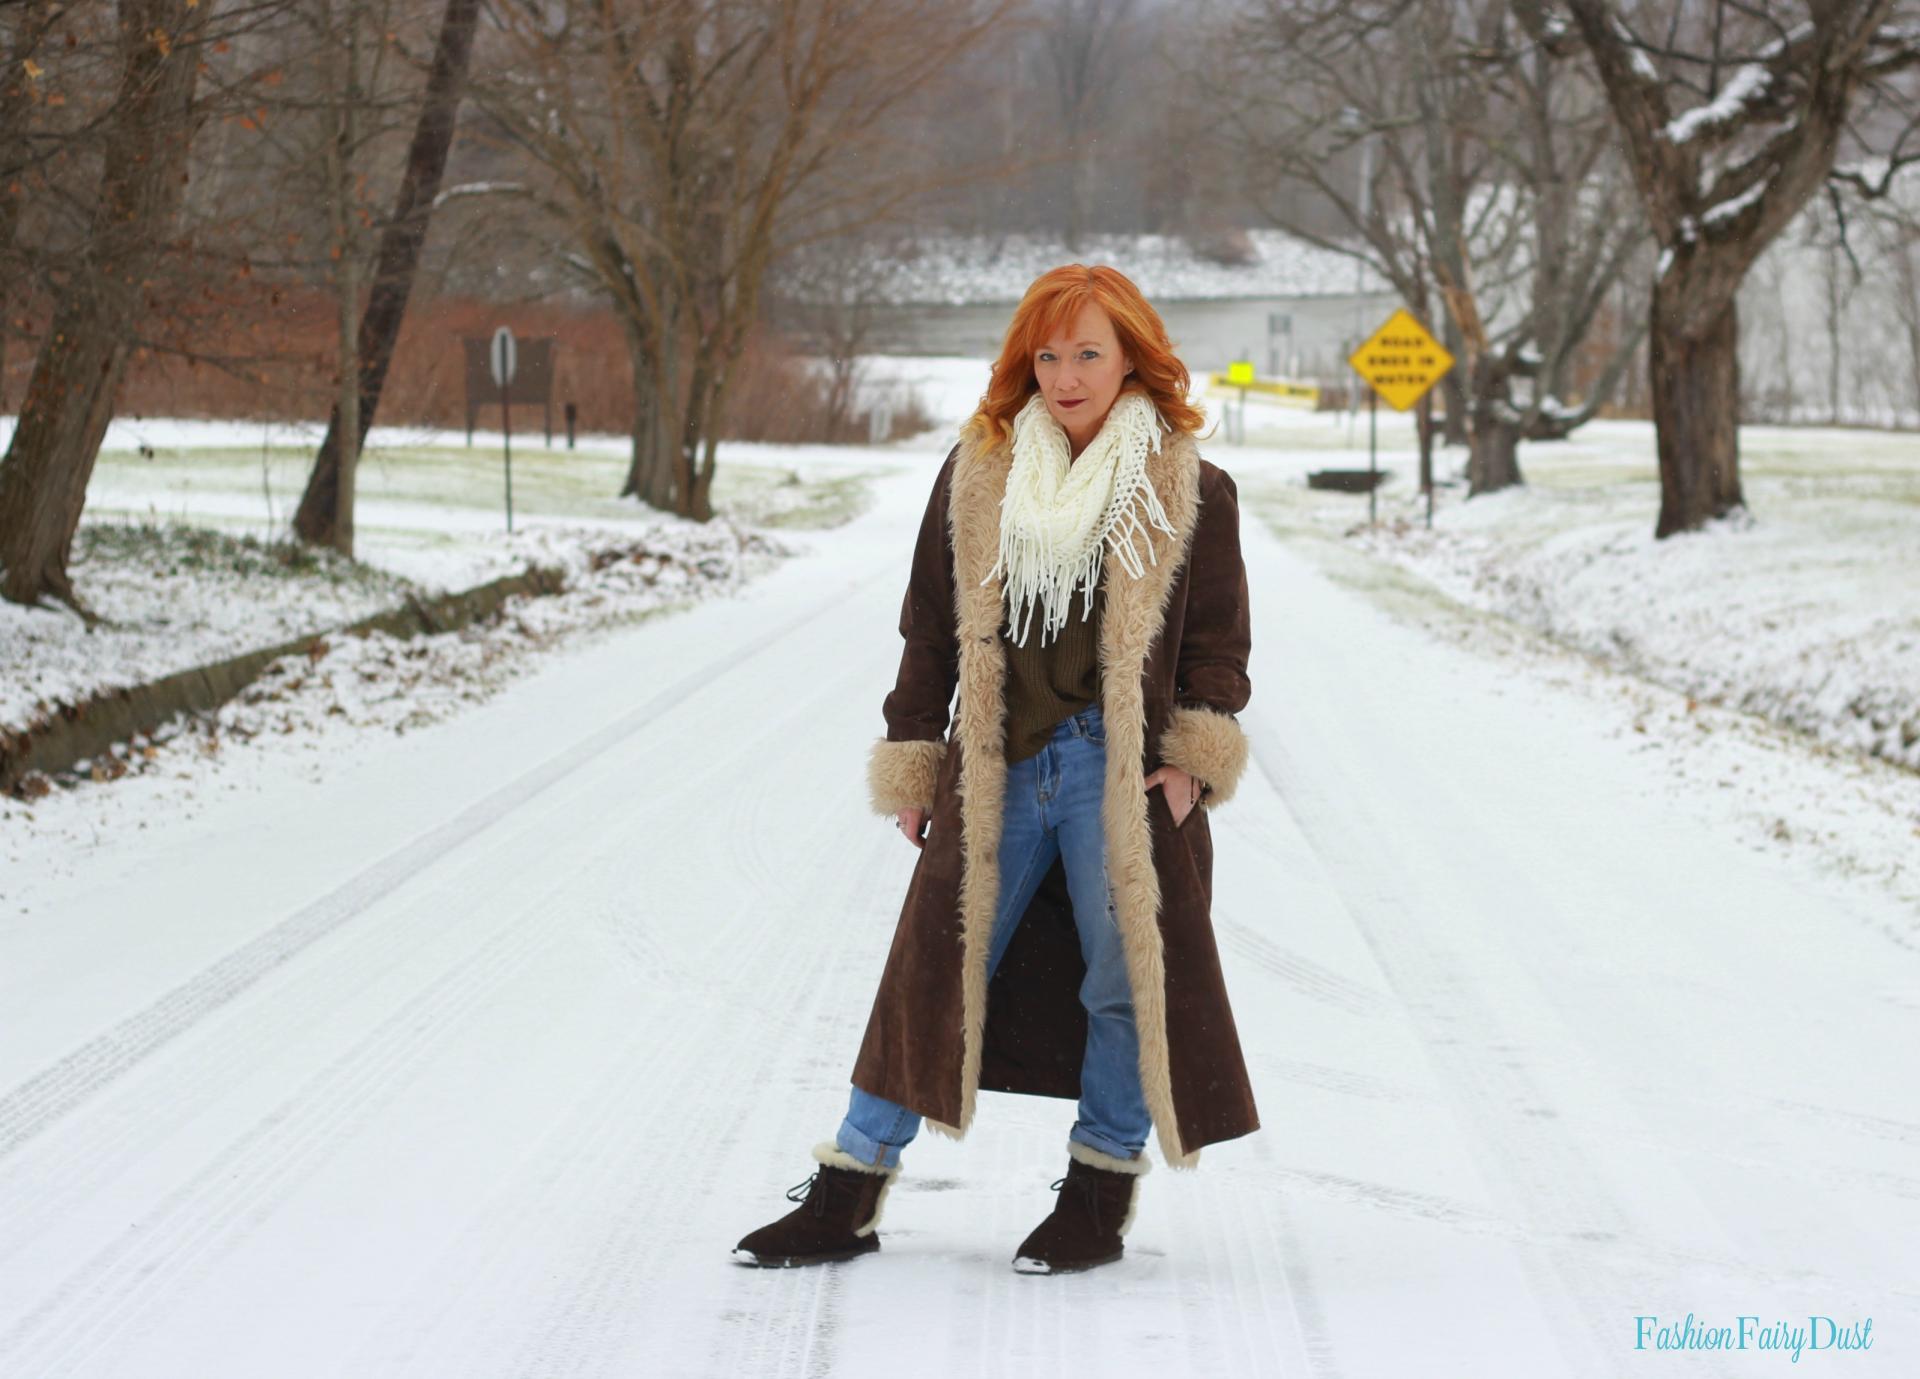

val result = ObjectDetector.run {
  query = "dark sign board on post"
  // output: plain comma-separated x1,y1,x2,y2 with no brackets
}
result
462,335,557,447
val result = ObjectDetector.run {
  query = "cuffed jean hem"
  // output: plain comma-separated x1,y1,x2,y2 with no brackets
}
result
835,1108,914,1171
1069,1122,1148,1162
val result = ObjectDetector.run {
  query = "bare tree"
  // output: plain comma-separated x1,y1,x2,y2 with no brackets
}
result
765,229,922,440
1801,199,1864,423
1545,0,1920,536
0,0,60,414
0,0,214,613
323,0,374,558
1206,0,1647,495
1870,190,1920,420
459,0,1012,522
1040,0,1139,249
292,0,483,553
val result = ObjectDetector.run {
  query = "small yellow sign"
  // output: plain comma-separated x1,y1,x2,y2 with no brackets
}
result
1226,360,1256,386
1347,309,1454,411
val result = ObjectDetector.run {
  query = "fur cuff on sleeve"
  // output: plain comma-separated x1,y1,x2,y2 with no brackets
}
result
867,737,947,816
1156,705,1249,808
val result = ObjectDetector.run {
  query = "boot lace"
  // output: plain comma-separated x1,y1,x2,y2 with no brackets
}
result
787,1170,866,1218
786,1173,826,1217
1050,1171,1105,1236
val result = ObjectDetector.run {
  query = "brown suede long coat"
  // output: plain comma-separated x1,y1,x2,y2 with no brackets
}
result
857,399,1259,1168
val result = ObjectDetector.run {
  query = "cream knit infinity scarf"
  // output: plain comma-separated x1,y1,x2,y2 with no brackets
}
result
986,385,1177,648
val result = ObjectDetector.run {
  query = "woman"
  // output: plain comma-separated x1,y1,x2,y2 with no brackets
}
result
733,264,1257,1275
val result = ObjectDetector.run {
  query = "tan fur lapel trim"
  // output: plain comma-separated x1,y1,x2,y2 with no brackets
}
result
933,420,1202,1169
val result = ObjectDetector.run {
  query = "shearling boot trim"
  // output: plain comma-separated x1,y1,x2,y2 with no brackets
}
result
811,1140,899,1176
1156,703,1249,808
1066,1139,1152,1175
866,737,946,816
812,1141,900,1237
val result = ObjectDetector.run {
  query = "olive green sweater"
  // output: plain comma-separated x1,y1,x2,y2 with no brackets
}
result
1001,582,1103,764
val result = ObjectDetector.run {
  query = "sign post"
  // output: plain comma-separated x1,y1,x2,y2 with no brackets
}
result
1346,308,1454,528
1226,359,1255,444
490,326,518,533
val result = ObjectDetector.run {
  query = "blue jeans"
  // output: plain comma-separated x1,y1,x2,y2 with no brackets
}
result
838,702,1152,1168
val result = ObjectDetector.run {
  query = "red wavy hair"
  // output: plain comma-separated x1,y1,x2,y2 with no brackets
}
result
960,264,1213,449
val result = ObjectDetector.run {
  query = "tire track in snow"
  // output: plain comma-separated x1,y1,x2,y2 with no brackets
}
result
1244,1131,1347,1378
1260,1057,1431,1105
501,677,882,1379
1199,1166,1299,1374
1248,724,1746,1379
372,773,845,1374
0,697,728,1280
333,583,902,1377
342,982,709,1376
0,755,649,1274
0,569,883,1163
1217,915,1395,1017
0,859,589,1378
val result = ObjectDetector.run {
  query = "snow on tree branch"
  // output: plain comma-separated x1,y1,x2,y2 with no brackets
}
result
1660,63,1772,146
432,181,531,210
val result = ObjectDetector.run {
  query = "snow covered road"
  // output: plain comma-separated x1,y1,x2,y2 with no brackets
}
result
2,450,1914,1377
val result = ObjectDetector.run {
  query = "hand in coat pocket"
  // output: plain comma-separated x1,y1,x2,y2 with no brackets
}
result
895,806,930,849
1143,765,1200,829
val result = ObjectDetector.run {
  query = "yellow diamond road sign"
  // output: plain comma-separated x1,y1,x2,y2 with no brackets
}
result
1348,308,1454,411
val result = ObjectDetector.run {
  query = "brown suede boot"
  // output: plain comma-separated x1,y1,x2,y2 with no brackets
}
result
731,1142,900,1268
1011,1140,1151,1274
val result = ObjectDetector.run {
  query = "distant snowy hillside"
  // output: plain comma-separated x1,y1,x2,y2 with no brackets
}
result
845,228,1390,305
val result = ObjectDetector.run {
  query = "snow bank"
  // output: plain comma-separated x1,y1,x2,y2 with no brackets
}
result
1236,416,1920,773
0,522,415,732
192,521,794,746
3,517,797,794
1352,494,1920,769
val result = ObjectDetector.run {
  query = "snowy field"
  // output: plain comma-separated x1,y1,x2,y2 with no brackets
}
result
2,369,1917,1376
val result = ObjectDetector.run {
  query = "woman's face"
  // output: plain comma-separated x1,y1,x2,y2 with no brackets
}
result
1033,301,1133,458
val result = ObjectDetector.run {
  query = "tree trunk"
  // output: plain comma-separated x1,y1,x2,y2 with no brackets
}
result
292,0,483,548
1773,263,1795,424
1439,315,1469,446
1897,240,1920,425
1823,242,1846,426
1649,279,1744,538
673,352,713,521
1466,415,1523,495
0,3,42,415
327,0,364,559
625,318,680,512
0,0,207,611
1463,350,1523,496
622,335,676,511
334,243,361,558
689,436,717,522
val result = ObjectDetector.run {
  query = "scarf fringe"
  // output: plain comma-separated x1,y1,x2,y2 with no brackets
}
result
986,389,1177,647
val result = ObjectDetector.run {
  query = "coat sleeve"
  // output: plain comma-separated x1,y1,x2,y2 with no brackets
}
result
867,446,961,816
1155,464,1252,809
